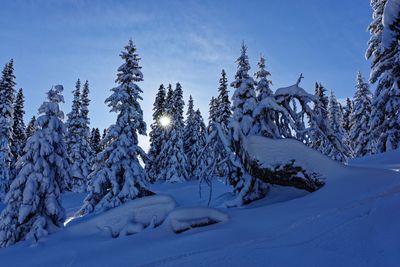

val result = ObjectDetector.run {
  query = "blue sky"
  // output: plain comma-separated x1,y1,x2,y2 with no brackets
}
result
0,0,372,149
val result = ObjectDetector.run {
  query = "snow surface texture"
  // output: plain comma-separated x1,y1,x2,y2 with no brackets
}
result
0,142,400,265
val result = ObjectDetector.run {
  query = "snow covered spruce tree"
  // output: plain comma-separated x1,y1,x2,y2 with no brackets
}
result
183,96,206,179
254,55,273,101
146,84,166,182
310,82,330,153
252,55,279,138
80,80,93,161
0,60,16,201
367,0,400,153
165,83,174,105
327,91,352,160
342,97,353,137
65,79,81,152
90,128,102,155
157,83,189,182
227,43,269,205
11,88,26,161
79,40,152,214
0,85,70,247
230,43,258,139
25,116,36,139
350,72,373,157
65,79,92,192
216,69,232,130
208,96,218,123
208,70,232,177
183,95,196,178
193,109,207,179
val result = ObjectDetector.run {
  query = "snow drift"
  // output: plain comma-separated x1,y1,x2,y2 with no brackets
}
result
68,195,176,238
166,207,228,233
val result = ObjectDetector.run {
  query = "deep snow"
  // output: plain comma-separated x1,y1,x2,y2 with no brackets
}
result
0,139,400,266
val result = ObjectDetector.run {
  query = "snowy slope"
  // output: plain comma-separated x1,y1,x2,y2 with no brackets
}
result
350,148,400,171
0,140,400,266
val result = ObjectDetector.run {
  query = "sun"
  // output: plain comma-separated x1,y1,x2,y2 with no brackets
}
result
159,115,171,127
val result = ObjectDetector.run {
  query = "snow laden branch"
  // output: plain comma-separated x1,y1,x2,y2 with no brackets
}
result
253,78,352,162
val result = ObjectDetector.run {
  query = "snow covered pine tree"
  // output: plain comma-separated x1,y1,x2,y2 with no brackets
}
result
183,96,206,179
79,39,152,215
225,43,269,206
310,82,330,154
0,60,16,201
146,84,166,182
252,55,278,138
25,116,36,139
157,83,189,183
65,79,92,192
213,70,232,177
342,97,353,138
90,128,102,155
327,90,353,160
350,72,373,157
11,88,26,161
367,0,400,153
0,85,70,247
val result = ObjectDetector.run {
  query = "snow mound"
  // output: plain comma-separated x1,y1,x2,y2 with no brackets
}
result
166,207,228,233
244,135,342,175
69,195,176,238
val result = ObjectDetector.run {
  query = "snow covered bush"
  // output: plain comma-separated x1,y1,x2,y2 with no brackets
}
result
79,39,152,215
0,85,70,247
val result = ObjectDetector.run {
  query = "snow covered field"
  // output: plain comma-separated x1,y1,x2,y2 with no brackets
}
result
0,147,399,266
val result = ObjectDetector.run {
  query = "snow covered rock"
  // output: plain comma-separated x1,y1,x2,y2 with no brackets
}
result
166,207,228,233
73,195,176,238
242,135,330,192
244,135,341,176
